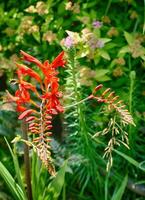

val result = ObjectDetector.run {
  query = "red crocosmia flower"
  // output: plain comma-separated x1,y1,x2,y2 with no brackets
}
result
51,51,66,68
56,91,63,98
6,90,19,103
19,80,36,92
5,90,28,112
16,63,41,82
20,50,43,69
16,105,26,112
25,116,35,122
15,88,30,112
51,80,59,94
20,50,65,80
14,77,36,113
56,105,64,113
18,109,34,120
41,89,63,113
9,50,66,174
41,92,51,99
43,93,64,114
13,51,66,116
15,88,30,102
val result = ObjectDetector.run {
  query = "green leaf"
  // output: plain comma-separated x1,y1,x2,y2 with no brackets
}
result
111,174,128,200
77,47,89,58
97,75,111,82
94,28,101,37
101,38,111,44
143,23,145,34
113,149,144,170
105,43,117,50
124,31,134,45
118,46,130,55
32,151,43,200
96,69,109,76
46,0,53,9
141,55,145,61
98,49,110,60
95,69,111,82
32,32,40,43
45,160,68,200
0,161,25,200
139,161,145,171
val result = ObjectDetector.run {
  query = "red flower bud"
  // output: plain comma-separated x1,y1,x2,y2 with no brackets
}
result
18,109,33,120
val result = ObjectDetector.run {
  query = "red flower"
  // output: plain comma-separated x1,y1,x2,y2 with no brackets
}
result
18,109,34,120
9,50,66,174
51,51,66,68
18,80,36,92
20,50,43,68
13,50,66,116
15,85,30,112
13,77,37,112
21,50,65,71
16,63,41,82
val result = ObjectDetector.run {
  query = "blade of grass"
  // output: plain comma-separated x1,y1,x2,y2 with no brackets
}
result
32,150,41,200
45,160,68,200
113,149,143,170
105,0,112,16
111,174,128,200
105,171,110,200
32,151,47,200
4,137,27,198
0,161,25,200
143,0,145,34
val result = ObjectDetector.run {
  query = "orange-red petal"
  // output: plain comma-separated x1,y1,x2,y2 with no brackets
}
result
16,63,41,82
20,80,36,92
20,50,43,69
16,105,26,112
51,51,66,68
26,116,35,122
18,109,33,120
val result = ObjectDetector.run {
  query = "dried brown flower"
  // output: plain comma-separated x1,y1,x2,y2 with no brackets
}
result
130,10,138,19
107,27,119,37
42,31,56,43
36,1,48,15
101,16,111,24
114,58,126,66
113,66,123,77
65,2,73,10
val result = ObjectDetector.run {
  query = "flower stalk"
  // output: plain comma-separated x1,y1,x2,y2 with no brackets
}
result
8,50,65,175
21,118,33,200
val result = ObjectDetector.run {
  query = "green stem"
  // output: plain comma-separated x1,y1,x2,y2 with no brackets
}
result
105,0,112,16
71,49,89,144
22,119,33,200
133,18,139,33
105,172,110,200
128,56,132,113
62,182,66,200
64,96,90,109
70,48,80,103
143,0,145,34
67,47,90,147
128,56,136,147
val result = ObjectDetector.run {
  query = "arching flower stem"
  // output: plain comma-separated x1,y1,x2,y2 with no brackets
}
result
64,95,92,109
